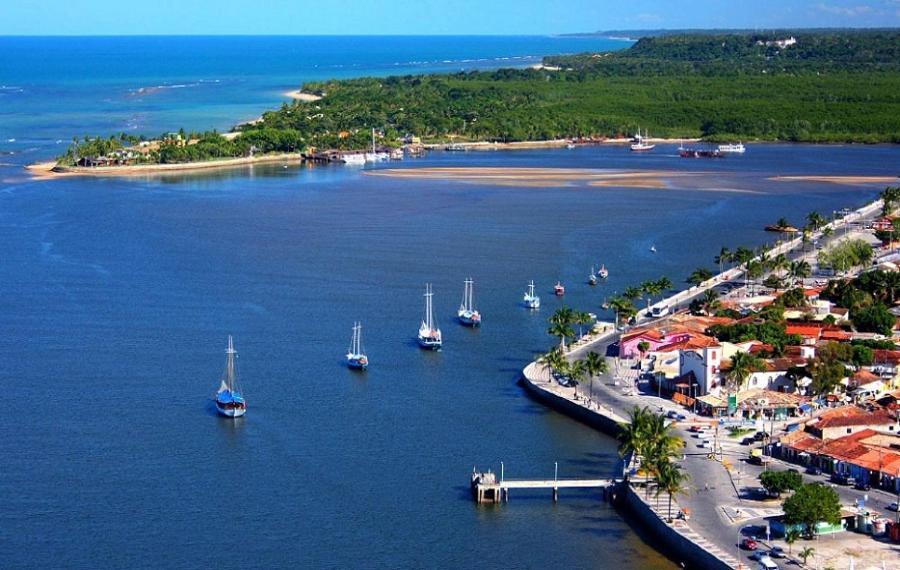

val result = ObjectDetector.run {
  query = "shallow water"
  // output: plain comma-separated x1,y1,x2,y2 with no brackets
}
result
2,36,898,570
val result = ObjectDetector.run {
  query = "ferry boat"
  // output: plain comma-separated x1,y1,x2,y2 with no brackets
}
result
214,335,246,418
588,267,597,286
630,128,655,152
417,283,442,350
457,278,481,327
598,264,609,279
346,322,368,369
523,280,541,309
717,142,746,154
554,281,566,296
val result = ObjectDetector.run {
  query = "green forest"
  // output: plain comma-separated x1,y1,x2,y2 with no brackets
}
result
59,31,900,166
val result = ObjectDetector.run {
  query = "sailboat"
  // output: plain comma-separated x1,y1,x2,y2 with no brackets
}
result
215,335,246,418
523,280,541,309
346,322,368,369
630,128,656,152
417,283,442,350
457,278,481,327
598,264,609,279
588,266,597,286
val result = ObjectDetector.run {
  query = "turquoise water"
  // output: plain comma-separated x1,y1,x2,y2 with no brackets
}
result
1,37,898,569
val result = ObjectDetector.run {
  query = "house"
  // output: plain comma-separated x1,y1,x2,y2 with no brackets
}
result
872,217,894,231
620,326,690,358
694,388,806,419
806,406,897,440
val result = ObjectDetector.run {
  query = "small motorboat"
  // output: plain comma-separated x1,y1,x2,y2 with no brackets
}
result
650,245,657,253
554,282,565,296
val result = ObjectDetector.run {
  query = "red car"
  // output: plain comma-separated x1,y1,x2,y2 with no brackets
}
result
741,538,758,551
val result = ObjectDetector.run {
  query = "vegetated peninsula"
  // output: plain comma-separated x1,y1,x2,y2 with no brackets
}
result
42,30,900,175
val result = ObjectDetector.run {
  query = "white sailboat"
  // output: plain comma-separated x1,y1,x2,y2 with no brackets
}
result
457,278,481,327
417,283,442,349
523,280,541,309
598,264,609,279
346,322,368,369
588,266,597,286
630,128,656,152
214,335,246,418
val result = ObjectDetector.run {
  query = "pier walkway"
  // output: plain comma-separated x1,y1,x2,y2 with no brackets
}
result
470,469,617,503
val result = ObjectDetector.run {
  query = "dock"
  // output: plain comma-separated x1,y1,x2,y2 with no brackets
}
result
471,466,618,504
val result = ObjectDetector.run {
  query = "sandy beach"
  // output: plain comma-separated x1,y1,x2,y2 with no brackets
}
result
26,153,305,180
770,175,899,186
364,166,758,192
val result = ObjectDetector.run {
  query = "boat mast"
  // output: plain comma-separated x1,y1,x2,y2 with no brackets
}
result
424,284,433,331
226,335,236,391
372,128,376,155
468,278,474,312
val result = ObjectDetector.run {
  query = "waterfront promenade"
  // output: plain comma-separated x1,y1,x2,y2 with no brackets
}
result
520,197,888,569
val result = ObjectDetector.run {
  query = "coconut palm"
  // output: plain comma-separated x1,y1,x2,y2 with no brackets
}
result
798,546,815,566
608,296,637,329
688,267,714,286
641,280,662,313
618,406,652,462
656,461,690,521
807,211,826,231
539,347,565,379
785,529,800,555
574,311,593,338
548,321,575,350
822,226,834,239
715,247,732,274
584,351,608,402
788,259,812,284
698,288,721,315
726,351,766,393
623,286,643,301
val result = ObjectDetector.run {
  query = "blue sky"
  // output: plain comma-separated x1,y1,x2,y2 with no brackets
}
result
1,0,899,35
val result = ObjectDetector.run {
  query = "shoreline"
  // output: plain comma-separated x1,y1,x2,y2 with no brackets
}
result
26,153,305,179
517,196,885,569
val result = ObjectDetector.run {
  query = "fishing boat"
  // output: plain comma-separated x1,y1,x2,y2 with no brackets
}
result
214,335,246,418
417,283,442,350
523,280,541,309
554,281,566,296
598,264,609,279
457,278,481,327
717,142,746,154
679,147,724,158
630,128,655,152
588,266,597,286
650,245,657,253
346,322,368,369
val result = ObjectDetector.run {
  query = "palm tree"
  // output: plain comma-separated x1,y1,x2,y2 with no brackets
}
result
822,226,834,239
726,351,766,393
608,296,636,329
715,247,732,274
698,288,721,315
623,286,643,302
548,321,575,350
746,259,766,294
539,347,565,380
771,253,789,275
807,211,825,231
655,276,673,294
584,351,608,402
788,260,812,282
798,546,815,566
785,529,800,555
574,311,593,338
688,267,714,286
656,460,690,521
641,280,662,313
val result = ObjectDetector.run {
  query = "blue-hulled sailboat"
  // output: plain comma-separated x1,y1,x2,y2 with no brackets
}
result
215,335,246,418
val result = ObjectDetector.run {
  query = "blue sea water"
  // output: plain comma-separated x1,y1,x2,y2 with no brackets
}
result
1,36,899,569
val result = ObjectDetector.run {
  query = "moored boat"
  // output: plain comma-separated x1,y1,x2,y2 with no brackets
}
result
214,335,246,418
717,142,746,154
650,245,657,253
523,280,541,309
588,266,597,286
341,152,366,165
598,264,609,279
554,281,565,296
457,278,481,327
346,322,368,369
630,128,655,152
417,283,442,350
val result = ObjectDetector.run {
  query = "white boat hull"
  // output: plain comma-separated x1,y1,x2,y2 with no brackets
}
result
215,403,246,418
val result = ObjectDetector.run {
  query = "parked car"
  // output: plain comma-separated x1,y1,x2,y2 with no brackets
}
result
676,413,687,421
757,555,779,570
689,425,702,433
741,537,758,550
854,481,871,491
741,436,756,445
805,465,822,476
666,410,678,419
753,431,769,441
887,502,899,512
769,546,785,559
831,473,851,486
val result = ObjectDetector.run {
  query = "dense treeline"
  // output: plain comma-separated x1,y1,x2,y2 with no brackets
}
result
59,31,900,165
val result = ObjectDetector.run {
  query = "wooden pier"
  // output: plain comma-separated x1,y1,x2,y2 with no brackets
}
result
471,466,617,504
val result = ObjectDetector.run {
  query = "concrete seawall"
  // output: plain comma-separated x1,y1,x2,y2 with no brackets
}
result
623,486,735,570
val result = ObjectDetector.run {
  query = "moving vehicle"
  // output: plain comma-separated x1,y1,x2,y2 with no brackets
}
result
741,537,758,550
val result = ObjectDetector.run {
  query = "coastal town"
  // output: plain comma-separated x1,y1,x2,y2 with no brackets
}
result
522,187,900,569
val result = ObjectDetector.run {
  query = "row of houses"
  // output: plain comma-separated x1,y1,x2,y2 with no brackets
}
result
774,405,900,492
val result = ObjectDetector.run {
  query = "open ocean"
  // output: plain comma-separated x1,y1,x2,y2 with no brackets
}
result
1,36,898,569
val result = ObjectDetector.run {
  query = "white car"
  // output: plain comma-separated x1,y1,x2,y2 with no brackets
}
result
888,502,900,512
650,305,669,318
